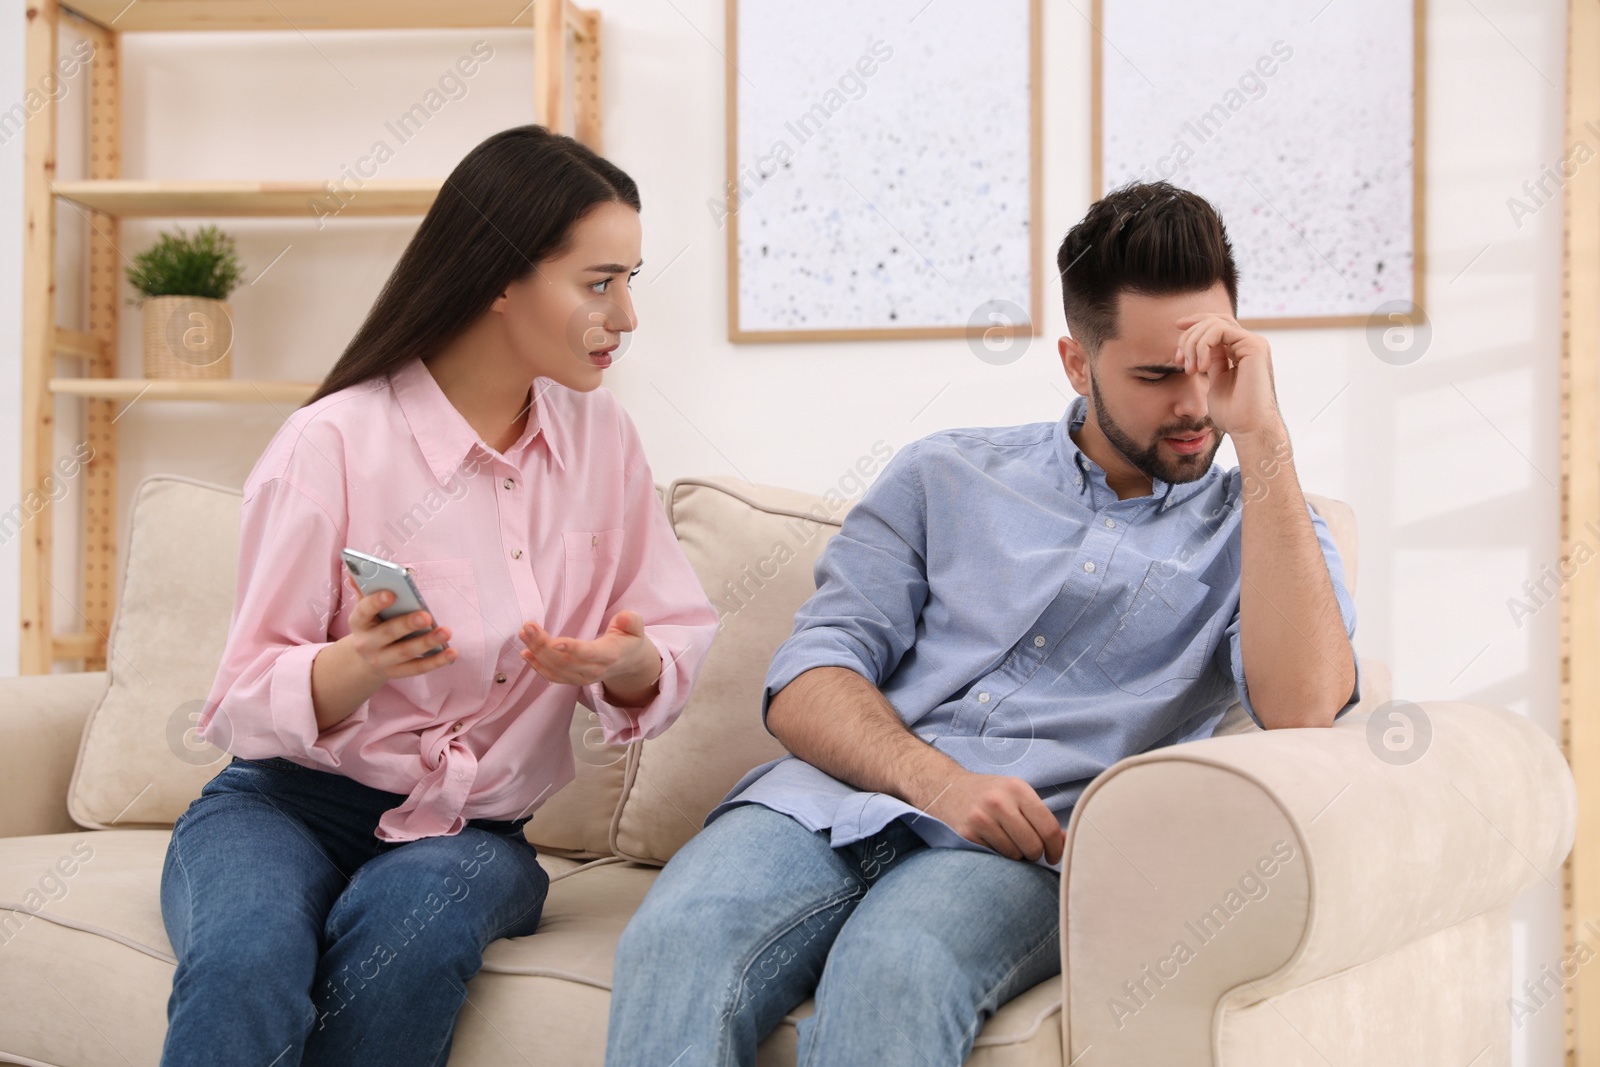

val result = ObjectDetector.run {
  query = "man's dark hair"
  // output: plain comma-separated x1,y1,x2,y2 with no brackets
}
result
1056,181,1239,356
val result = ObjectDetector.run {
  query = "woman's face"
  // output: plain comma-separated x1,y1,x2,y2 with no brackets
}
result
492,200,642,392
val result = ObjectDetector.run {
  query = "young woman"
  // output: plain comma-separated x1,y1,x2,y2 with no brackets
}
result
158,125,719,1067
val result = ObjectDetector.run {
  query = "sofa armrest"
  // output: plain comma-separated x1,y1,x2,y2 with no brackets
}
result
1060,703,1574,1064
0,672,107,838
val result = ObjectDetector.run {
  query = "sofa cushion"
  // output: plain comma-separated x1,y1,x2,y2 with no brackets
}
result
521,703,630,858
0,830,1064,1066
612,478,854,865
67,477,244,829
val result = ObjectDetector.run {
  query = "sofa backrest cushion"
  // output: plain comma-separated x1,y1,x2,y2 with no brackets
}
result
610,477,853,865
68,476,243,828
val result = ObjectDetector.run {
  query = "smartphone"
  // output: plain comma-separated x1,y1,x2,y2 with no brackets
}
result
340,548,447,657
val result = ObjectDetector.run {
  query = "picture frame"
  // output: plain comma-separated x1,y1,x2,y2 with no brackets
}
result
1091,0,1427,328
724,0,1043,343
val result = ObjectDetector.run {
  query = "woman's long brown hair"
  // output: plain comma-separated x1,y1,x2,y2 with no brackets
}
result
303,124,640,406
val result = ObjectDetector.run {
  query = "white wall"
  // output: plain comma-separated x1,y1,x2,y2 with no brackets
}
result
0,0,1571,1060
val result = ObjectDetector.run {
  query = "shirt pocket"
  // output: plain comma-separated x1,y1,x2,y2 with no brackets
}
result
1095,561,1220,696
390,557,484,707
558,529,627,627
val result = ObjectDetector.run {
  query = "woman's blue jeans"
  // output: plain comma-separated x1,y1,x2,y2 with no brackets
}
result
158,756,550,1067
606,802,1063,1067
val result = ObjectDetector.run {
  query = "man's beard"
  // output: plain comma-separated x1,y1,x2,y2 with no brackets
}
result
1089,369,1221,486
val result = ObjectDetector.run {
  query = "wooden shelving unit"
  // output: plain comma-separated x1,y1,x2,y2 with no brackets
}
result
21,0,604,673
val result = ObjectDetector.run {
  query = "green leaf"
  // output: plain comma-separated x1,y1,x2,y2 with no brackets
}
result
125,224,246,302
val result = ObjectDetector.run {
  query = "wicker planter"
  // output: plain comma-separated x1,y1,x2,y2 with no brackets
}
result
141,295,233,380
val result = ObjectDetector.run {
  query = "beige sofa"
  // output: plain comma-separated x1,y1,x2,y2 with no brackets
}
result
0,473,1575,1066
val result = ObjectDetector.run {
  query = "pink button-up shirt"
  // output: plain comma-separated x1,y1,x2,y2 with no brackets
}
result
199,358,718,841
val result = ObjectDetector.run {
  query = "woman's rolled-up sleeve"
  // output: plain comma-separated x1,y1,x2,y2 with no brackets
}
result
198,476,364,767
582,432,719,746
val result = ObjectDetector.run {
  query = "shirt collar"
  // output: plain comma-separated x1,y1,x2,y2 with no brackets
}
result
1054,393,1213,510
389,358,565,485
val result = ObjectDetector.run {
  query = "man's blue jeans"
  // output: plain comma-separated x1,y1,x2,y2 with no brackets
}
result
158,756,550,1067
606,802,1062,1067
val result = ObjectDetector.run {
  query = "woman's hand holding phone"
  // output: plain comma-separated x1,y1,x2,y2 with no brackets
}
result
309,574,458,731
344,574,458,680
518,609,663,708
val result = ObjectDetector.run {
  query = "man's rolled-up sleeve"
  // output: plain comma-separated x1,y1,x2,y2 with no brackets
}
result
761,442,931,729
1217,501,1362,729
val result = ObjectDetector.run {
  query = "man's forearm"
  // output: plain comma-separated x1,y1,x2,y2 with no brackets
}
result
1236,422,1358,728
766,665,963,810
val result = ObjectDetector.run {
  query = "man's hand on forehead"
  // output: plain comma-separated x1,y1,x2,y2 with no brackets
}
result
1172,312,1280,439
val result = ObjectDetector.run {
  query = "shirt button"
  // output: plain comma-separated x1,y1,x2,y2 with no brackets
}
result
1104,517,1116,528
494,672,507,684
511,549,523,559
503,478,514,490
1033,635,1046,648
977,692,990,703
1084,561,1096,573
450,721,463,732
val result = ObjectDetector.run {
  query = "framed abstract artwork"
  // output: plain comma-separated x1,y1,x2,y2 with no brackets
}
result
1093,0,1425,327
724,0,1042,342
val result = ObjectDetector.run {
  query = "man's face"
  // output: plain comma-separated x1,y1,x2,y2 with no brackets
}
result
1070,283,1233,487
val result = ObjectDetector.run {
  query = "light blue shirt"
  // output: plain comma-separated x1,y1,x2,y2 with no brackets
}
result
705,395,1361,871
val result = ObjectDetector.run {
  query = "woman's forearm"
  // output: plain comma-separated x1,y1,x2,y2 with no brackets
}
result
310,639,384,732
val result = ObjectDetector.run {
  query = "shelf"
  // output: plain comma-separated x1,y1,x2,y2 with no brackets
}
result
52,178,442,218
50,378,319,404
62,0,540,32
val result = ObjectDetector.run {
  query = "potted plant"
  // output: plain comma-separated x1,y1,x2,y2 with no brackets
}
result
125,224,244,380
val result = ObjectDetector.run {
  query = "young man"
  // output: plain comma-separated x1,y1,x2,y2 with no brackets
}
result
604,182,1360,1067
